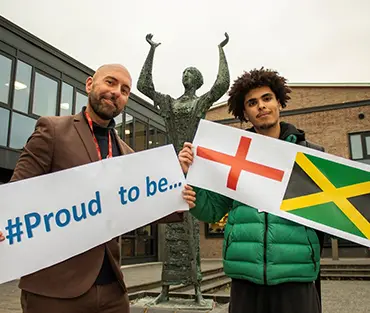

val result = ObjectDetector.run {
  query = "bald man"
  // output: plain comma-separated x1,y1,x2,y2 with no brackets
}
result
2,64,134,313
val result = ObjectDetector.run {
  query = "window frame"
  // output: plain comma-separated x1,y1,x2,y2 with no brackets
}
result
8,110,38,150
0,51,16,109
59,81,75,117
30,69,60,118
0,106,11,148
348,131,370,161
205,213,229,238
11,58,33,115
74,88,89,114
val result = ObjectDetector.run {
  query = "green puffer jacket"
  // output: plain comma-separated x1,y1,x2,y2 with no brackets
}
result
191,122,322,286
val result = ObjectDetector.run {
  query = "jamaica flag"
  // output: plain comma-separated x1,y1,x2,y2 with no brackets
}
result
281,152,370,239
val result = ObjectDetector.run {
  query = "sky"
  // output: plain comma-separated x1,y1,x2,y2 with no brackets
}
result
1,0,370,104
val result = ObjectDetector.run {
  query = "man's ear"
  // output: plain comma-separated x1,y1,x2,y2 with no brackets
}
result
85,76,93,94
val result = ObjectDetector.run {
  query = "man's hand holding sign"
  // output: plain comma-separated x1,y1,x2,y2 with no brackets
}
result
179,142,197,209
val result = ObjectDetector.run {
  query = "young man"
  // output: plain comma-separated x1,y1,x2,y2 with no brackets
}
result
180,68,325,313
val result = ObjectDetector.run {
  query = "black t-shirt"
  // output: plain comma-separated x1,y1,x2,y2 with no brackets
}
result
92,123,120,159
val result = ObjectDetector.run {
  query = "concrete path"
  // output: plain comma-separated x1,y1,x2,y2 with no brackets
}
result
1,259,370,313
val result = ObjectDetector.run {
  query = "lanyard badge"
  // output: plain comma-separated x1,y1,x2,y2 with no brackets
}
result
84,111,113,160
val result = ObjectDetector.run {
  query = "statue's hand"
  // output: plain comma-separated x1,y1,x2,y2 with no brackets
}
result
146,33,161,48
219,32,229,47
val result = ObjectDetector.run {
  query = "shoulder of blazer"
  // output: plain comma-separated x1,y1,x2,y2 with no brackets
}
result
40,114,77,129
113,128,135,155
120,139,135,154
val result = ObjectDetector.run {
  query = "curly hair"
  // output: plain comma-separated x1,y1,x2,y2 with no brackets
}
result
227,67,291,122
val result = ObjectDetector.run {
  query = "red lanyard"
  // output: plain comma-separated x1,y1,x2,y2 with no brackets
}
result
84,111,112,160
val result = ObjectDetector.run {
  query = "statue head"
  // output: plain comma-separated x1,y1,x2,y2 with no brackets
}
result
182,67,204,91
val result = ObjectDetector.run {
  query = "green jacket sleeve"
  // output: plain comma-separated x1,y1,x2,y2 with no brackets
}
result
190,186,233,223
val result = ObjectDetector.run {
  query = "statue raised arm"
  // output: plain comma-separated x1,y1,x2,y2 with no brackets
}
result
196,32,230,114
137,34,171,108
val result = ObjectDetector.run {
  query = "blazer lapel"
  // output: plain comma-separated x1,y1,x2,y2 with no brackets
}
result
73,112,100,162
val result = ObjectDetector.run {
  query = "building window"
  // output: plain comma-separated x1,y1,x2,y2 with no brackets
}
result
121,224,157,264
122,238,135,257
0,54,12,105
114,113,123,138
349,132,370,164
9,113,37,149
75,91,87,114
157,131,167,146
148,127,155,149
205,213,229,238
0,107,10,146
60,82,73,116
136,225,155,256
32,72,58,116
135,120,147,151
148,129,167,149
13,61,32,113
124,113,133,147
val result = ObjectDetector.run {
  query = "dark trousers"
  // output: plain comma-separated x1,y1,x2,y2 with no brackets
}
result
20,281,129,313
229,279,321,313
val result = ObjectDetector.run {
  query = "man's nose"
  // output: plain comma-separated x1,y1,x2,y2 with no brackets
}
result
257,100,266,109
110,86,121,98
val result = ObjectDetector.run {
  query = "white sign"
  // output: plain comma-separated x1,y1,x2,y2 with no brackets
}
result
186,119,370,248
0,145,187,284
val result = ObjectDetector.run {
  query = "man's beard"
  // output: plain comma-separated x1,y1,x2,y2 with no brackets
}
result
88,90,120,121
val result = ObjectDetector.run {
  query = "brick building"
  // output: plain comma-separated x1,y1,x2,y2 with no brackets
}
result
199,84,370,259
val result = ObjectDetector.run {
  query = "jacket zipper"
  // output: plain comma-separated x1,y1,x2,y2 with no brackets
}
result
305,227,317,271
224,225,233,259
263,212,268,285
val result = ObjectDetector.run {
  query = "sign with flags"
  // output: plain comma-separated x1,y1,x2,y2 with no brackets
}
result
197,136,285,191
281,152,370,239
186,119,370,247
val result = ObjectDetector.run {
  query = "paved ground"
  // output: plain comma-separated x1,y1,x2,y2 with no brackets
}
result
2,279,370,313
1,259,370,313
0,260,223,313
321,280,370,313
216,280,370,313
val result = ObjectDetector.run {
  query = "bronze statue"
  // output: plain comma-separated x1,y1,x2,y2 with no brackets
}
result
137,33,230,305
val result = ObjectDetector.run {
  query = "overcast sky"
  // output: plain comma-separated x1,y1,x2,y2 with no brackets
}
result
1,0,370,104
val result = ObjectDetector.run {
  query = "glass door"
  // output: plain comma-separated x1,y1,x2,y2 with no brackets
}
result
121,225,158,265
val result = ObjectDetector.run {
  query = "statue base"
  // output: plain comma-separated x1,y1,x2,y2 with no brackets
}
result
129,292,230,313
132,296,214,311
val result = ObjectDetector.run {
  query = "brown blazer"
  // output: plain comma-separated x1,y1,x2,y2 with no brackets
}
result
10,111,182,298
